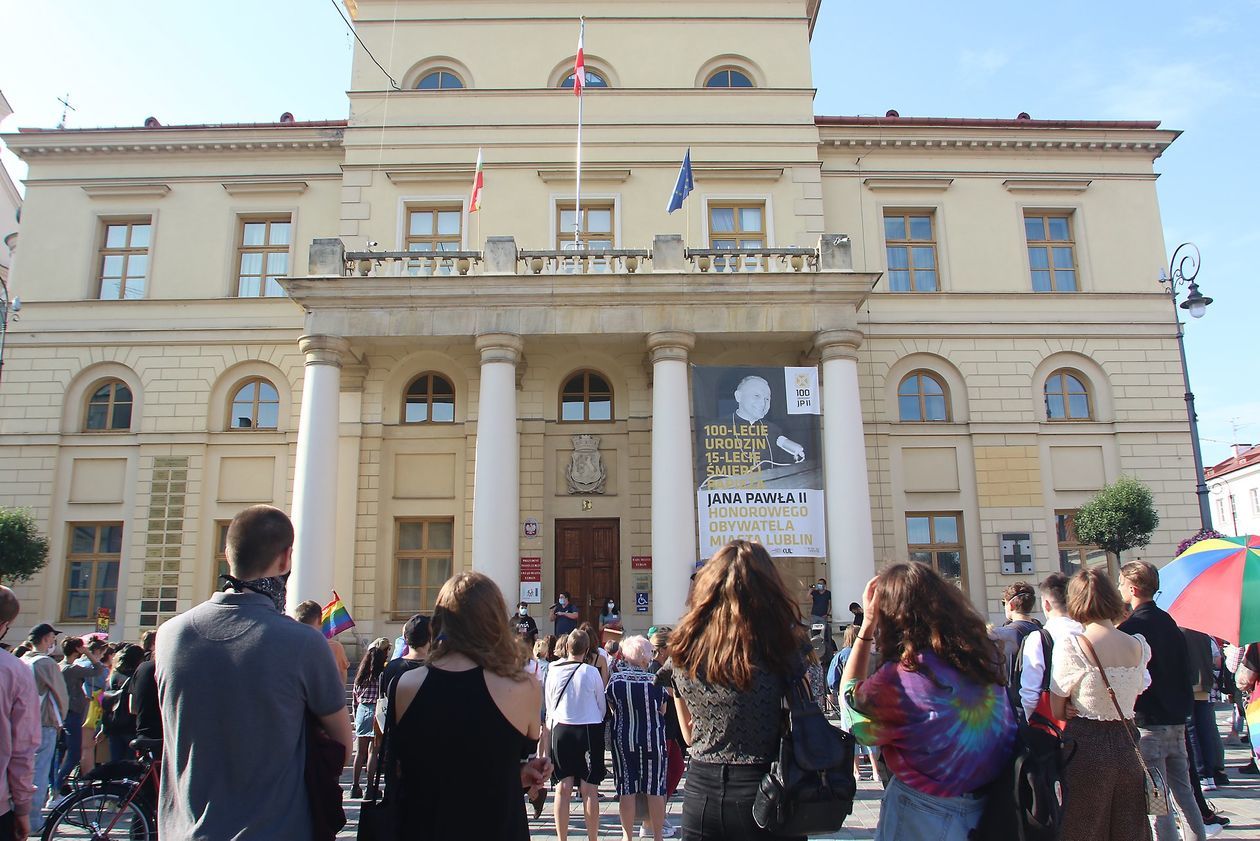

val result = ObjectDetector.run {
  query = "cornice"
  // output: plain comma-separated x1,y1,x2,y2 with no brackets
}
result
3,127,345,160
537,168,632,184
817,125,1178,157
863,177,953,192
81,183,171,199
222,180,310,196
693,166,784,182
1003,177,1091,193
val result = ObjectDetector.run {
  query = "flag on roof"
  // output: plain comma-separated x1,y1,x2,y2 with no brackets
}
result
321,591,355,639
667,148,694,214
469,148,484,213
573,19,586,96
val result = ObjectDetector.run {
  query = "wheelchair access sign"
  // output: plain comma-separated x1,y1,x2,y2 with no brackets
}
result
635,592,649,613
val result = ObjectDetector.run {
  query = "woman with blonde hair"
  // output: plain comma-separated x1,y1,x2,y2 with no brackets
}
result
607,635,669,841
390,572,549,839
670,539,810,841
1050,566,1152,840
841,562,1015,840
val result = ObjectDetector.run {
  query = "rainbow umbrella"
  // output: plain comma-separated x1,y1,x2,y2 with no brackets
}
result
1155,535,1260,644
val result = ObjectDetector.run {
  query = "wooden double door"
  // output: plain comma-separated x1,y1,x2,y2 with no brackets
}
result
554,518,620,628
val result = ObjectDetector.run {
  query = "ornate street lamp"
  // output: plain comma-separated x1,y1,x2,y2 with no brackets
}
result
1158,243,1213,529
0,275,19,389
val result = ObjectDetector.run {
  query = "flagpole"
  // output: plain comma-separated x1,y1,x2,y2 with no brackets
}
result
574,17,585,248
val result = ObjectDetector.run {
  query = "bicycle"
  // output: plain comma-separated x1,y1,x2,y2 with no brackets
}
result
41,737,161,840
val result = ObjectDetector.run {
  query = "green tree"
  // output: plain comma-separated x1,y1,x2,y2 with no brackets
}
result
0,508,50,584
1073,476,1161,558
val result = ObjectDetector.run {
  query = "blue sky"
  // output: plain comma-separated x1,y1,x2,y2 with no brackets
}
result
1,0,1256,465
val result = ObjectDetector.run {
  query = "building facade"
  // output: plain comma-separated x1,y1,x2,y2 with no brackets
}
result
0,0,1201,644
1206,446,1260,538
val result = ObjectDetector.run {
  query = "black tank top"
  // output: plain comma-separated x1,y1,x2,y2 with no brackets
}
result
393,665,530,840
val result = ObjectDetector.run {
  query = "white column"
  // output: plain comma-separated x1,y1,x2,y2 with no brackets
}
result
472,333,523,599
649,331,697,624
816,329,876,612
288,334,349,612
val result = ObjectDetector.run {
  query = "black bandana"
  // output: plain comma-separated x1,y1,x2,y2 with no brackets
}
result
220,573,288,612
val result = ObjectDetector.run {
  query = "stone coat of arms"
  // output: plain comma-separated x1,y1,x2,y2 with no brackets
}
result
565,434,607,494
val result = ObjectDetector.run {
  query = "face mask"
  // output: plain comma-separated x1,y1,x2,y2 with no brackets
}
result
225,572,288,612
519,608,528,617
607,602,614,610
815,584,824,591
45,639,58,656
558,598,567,607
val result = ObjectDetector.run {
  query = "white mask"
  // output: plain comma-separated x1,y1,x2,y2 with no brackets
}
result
519,608,528,617
607,602,614,610
558,598,568,607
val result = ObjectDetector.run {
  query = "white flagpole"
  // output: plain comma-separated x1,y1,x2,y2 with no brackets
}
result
574,17,585,248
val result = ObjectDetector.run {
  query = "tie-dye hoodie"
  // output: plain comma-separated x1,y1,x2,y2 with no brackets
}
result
843,650,1016,797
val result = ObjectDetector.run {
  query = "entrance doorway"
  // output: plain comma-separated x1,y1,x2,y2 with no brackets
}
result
554,518,620,628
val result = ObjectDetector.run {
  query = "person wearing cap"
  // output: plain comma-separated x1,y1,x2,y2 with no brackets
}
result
0,587,41,841
21,623,67,833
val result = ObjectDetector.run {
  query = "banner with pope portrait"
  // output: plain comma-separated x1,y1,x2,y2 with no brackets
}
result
692,366,826,557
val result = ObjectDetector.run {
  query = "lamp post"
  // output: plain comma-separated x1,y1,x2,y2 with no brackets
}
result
1158,242,1213,530
0,275,19,389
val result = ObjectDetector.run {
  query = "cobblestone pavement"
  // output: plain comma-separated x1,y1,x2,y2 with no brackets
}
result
337,729,1260,840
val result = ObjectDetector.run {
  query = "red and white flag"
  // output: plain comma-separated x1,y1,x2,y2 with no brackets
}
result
469,148,484,213
573,19,586,97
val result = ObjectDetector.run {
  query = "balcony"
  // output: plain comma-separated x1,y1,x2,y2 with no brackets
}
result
335,234,844,278
284,233,878,342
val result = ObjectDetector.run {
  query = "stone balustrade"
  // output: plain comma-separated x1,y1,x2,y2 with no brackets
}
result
314,233,854,278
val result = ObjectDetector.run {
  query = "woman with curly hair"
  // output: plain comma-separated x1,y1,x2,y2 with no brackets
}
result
841,562,1016,841
670,539,810,841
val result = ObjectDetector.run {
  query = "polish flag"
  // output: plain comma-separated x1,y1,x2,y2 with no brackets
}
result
469,148,484,213
573,20,585,97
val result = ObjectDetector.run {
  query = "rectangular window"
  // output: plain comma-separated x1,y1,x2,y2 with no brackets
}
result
1217,498,1226,522
556,203,615,252
63,523,123,623
1251,488,1259,515
405,206,463,275
213,520,230,593
708,202,766,271
1024,212,1078,292
905,512,965,587
883,212,938,291
97,219,152,300
236,216,292,297
394,518,454,614
1055,510,1112,577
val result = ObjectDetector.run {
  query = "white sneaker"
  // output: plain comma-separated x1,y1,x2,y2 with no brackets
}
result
1204,823,1223,838
639,820,677,838
1200,776,1217,791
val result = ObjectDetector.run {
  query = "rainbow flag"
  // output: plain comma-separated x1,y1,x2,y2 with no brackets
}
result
321,591,355,639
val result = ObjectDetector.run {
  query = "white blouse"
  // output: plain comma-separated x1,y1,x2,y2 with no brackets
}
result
1050,633,1152,722
544,660,607,726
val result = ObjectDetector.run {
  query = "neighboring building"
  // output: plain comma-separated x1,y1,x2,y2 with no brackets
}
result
1206,445,1260,537
0,91,21,288
0,0,1201,642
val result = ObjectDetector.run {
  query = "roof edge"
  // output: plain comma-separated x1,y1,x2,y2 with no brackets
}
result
816,115,1163,130
16,119,348,134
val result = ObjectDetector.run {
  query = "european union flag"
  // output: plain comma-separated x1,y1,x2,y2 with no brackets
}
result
666,148,694,214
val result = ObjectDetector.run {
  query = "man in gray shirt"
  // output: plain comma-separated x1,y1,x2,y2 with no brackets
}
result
156,505,352,841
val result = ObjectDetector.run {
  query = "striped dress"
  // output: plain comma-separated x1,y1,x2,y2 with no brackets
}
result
605,665,669,796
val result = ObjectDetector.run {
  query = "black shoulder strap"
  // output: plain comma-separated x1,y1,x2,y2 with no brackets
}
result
1038,629,1054,693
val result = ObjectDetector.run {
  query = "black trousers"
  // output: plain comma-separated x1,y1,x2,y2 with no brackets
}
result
681,760,804,841
0,810,15,841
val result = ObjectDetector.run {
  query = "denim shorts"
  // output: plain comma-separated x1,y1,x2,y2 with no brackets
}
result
354,701,376,737
875,776,985,841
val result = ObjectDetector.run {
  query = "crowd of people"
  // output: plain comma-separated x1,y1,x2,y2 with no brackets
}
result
0,504,1253,841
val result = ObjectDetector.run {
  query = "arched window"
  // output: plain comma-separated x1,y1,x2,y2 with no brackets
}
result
560,70,609,90
84,380,133,432
897,371,949,422
416,70,464,90
705,68,754,88
229,378,280,430
560,370,613,422
402,373,456,424
1045,370,1092,421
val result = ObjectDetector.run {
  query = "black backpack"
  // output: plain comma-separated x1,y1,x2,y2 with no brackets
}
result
972,630,1074,841
752,675,856,836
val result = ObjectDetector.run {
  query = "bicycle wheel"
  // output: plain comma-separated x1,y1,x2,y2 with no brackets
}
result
42,783,153,840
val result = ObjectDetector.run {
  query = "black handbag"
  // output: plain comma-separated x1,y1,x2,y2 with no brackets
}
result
357,676,401,841
752,674,857,836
